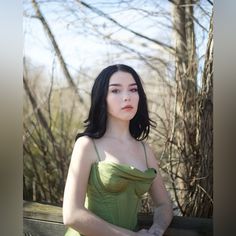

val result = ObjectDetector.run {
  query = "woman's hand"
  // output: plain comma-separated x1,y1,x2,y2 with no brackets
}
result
147,223,164,236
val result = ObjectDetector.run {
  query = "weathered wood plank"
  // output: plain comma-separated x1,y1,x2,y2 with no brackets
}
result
24,201,62,223
164,228,211,236
138,213,212,231
24,218,66,236
23,201,213,236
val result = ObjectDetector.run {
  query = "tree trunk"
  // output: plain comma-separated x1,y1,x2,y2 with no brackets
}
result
196,14,213,217
168,0,213,217
169,0,199,216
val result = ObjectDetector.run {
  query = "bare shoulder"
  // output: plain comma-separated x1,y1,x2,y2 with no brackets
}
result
72,136,97,164
74,135,93,149
142,142,159,169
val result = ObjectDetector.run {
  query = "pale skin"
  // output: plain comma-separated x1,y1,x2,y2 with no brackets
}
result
63,71,173,236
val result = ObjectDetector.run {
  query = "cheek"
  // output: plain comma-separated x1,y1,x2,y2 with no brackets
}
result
134,94,140,106
106,96,119,113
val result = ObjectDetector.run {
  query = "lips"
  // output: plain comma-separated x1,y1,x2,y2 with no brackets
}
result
122,105,133,110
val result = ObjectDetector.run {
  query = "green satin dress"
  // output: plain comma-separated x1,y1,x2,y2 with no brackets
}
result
65,140,157,236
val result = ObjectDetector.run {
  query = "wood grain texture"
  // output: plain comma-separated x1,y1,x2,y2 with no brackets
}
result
23,201,213,236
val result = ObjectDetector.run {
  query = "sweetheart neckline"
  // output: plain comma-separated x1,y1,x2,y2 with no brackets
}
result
92,161,157,174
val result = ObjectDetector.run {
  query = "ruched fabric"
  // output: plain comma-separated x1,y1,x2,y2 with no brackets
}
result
65,161,156,236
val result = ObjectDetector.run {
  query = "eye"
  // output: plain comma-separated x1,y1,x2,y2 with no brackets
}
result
111,88,120,94
130,88,138,93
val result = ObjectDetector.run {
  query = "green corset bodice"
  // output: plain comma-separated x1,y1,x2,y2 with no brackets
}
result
65,161,157,236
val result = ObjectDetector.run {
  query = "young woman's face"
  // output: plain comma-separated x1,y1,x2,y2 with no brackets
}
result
106,71,139,122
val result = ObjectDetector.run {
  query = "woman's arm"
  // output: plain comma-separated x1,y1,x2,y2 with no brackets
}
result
144,144,173,236
63,136,153,236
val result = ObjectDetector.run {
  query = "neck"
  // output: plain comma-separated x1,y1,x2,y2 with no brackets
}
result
105,116,132,141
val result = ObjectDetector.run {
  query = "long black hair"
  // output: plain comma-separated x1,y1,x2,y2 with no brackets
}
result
75,64,156,141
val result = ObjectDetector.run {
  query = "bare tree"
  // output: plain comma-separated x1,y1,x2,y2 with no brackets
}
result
31,0,85,104
195,14,213,216
165,0,213,217
23,62,83,204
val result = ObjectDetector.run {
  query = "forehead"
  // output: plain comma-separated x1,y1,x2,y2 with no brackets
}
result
109,71,136,85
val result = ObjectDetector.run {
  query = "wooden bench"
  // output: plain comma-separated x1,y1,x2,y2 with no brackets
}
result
23,201,213,236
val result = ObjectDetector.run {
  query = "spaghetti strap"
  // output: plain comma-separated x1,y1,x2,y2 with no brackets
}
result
92,139,101,162
141,142,148,168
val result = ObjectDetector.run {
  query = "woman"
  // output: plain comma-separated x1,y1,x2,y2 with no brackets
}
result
63,64,173,236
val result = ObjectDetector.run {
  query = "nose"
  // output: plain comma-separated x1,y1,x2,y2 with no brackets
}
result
123,92,131,101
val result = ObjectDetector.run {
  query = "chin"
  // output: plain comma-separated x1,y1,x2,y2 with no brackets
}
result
122,114,136,121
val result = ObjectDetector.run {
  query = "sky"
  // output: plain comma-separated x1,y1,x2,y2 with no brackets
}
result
23,0,212,87
24,1,169,64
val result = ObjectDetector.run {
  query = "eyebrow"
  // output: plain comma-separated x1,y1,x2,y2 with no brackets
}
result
109,83,137,87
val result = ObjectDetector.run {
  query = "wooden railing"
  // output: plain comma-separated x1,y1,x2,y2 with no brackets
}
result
23,201,213,236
